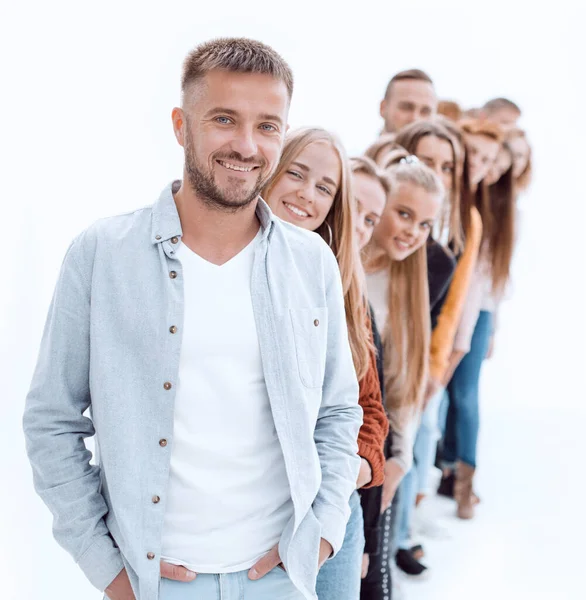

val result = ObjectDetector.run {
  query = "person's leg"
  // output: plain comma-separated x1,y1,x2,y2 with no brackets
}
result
395,467,417,551
374,498,394,600
414,389,443,496
393,464,427,577
441,385,458,468
316,490,365,599
436,389,449,438
450,311,493,469
241,567,305,599
447,311,493,518
408,389,450,540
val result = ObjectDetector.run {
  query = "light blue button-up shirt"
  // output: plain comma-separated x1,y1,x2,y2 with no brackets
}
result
23,182,362,600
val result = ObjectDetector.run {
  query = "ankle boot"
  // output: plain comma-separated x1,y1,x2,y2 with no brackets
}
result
454,461,476,520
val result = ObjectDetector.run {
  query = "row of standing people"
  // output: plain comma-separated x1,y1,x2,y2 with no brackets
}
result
22,38,532,600
261,69,532,599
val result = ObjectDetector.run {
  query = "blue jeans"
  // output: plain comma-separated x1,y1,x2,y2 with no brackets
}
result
443,310,493,468
158,566,305,599
316,490,364,599
395,388,444,549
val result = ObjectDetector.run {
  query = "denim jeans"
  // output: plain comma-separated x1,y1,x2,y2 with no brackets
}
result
158,566,305,599
395,388,444,549
316,490,364,599
443,310,493,468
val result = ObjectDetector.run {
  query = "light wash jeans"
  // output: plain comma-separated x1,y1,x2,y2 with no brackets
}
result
158,567,304,599
316,491,364,599
395,388,444,549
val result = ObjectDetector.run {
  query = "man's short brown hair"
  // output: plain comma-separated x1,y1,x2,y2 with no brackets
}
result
384,69,434,100
181,37,294,103
482,97,521,115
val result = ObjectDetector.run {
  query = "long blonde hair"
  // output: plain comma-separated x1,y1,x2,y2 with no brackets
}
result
263,127,372,381
363,160,443,411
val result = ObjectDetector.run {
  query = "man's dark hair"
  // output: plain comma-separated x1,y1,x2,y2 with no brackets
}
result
384,69,434,100
181,37,294,104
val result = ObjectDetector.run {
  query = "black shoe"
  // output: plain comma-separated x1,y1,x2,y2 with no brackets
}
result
395,549,428,576
437,471,455,498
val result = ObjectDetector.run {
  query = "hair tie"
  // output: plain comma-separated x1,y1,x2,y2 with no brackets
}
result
399,155,420,165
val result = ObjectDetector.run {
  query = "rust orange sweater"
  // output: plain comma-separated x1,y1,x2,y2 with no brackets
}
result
357,342,389,488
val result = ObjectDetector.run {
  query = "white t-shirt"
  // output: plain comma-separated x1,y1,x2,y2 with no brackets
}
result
160,230,294,573
365,268,417,474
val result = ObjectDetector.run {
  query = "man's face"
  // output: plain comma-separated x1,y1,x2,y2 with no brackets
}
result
174,70,289,211
380,79,438,133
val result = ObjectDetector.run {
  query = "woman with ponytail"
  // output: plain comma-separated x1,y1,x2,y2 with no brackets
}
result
263,128,389,600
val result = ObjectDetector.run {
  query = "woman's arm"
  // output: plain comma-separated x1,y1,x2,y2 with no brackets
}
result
429,207,483,382
356,344,389,488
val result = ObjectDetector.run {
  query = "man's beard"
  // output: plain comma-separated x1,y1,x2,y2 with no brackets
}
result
184,131,269,213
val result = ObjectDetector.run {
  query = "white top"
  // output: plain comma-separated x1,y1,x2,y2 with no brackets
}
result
366,269,417,474
160,230,294,573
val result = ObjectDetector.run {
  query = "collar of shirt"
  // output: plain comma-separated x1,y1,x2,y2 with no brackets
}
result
150,180,276,247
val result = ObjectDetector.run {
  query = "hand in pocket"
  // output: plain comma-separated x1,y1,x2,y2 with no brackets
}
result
160,560,197,582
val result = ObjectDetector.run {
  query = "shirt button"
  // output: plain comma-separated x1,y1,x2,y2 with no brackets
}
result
171,236,179,244
169,271,177,279
163,382,172,390
169,325,177,334
155,235,161,240
152,495,160,504
147,552,155,560
314,319,320,327
159,439,167,447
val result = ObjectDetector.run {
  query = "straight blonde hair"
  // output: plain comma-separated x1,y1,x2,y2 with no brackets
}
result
363,160,443,411
263,127,372,380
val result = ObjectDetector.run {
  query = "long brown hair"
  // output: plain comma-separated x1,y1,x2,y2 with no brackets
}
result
363,160,443,412
486,143,517,293
435,116,476,246
507,128,533,192
460,119,514,293
394,120,464,253
263,127,372,380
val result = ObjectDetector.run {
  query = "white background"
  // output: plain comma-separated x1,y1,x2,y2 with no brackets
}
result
1,1,585,598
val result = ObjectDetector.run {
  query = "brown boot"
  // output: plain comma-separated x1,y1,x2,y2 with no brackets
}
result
454,461,476,520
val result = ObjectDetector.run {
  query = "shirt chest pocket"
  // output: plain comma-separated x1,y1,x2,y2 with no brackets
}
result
289,307,328,389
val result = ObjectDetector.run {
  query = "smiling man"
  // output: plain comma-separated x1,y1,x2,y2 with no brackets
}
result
379,69,438,133
23,38,362,600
